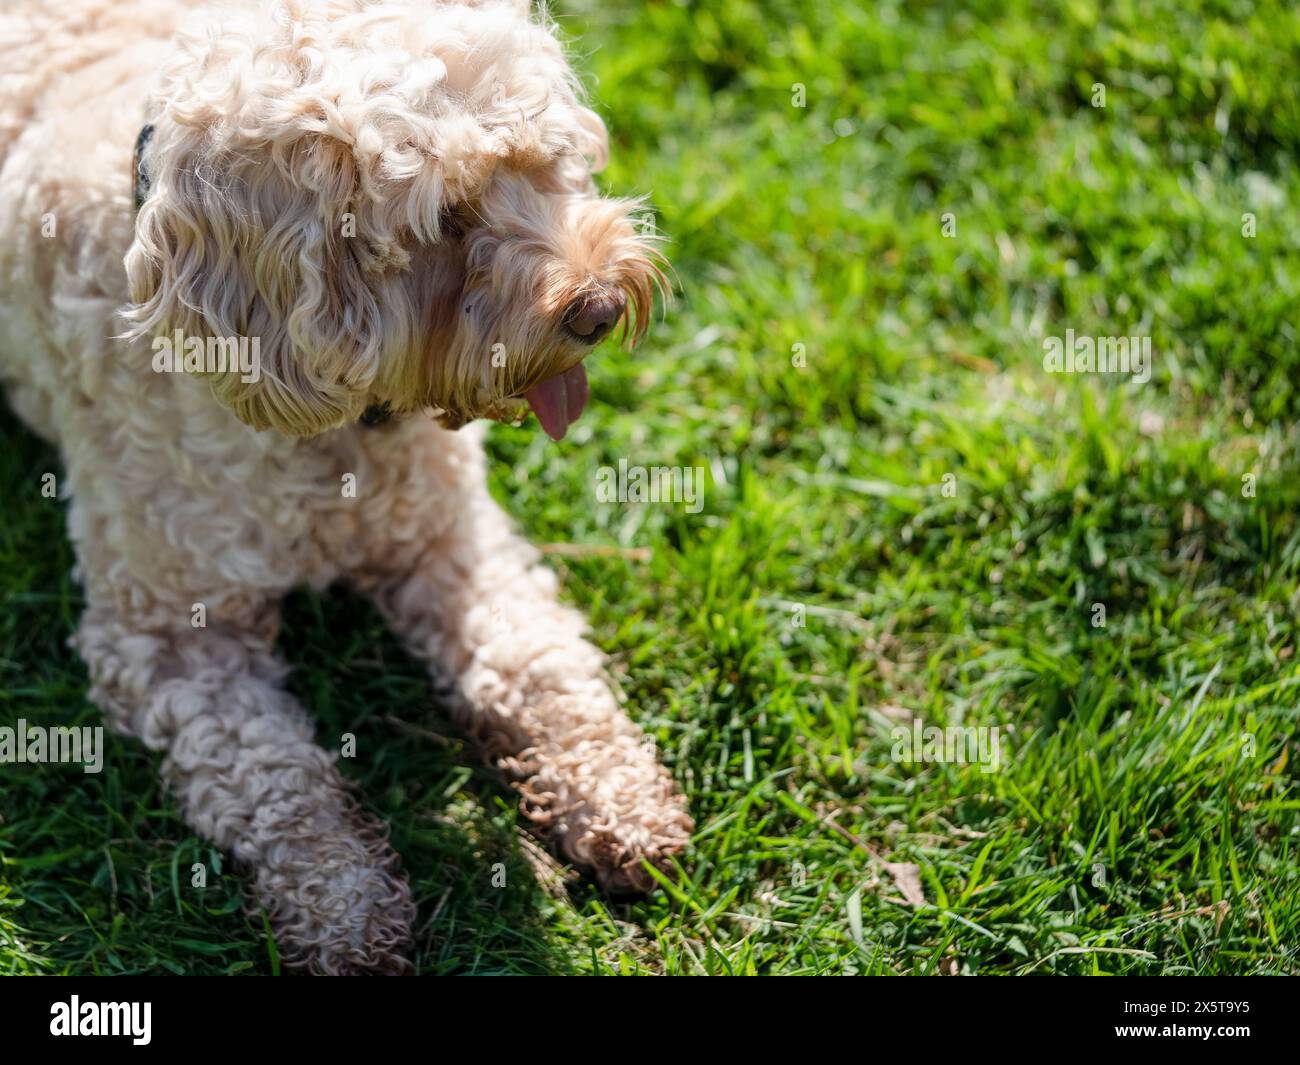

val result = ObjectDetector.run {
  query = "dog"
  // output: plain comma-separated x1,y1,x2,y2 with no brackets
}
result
0,0,692,974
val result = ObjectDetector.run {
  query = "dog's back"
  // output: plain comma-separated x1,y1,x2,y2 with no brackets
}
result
0,0,193,173
0,1,194,438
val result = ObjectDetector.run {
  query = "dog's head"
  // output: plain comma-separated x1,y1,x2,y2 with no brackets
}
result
124,0,665,439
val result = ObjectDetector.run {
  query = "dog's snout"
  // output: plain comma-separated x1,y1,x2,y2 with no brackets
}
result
563,292,626,345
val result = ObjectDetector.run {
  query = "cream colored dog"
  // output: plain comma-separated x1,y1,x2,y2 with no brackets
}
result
0,0,691,974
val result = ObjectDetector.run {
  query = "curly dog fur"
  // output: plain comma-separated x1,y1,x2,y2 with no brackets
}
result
0,0,692,974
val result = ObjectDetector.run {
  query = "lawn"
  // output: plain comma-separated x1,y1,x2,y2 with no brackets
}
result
2,0,1299,975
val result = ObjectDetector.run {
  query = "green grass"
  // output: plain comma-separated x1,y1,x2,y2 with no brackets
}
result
2,0,1300,975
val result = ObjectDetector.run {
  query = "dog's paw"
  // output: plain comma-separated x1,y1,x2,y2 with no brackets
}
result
563,814,693,895
514,731,694,894
262,858,416,975
246,800,417,975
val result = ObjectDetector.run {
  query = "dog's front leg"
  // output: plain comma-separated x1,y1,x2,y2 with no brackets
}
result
75,605,415,974
358,492,693,892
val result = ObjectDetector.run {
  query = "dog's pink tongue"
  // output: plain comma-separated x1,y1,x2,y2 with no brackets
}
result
525,364,589,441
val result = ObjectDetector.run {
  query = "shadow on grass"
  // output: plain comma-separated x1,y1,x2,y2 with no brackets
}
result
0,407,581,975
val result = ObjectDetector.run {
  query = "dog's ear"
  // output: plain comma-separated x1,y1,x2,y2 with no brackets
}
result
124,133,383,437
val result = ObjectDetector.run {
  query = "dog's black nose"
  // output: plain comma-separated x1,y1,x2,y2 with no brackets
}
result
563,292,626,344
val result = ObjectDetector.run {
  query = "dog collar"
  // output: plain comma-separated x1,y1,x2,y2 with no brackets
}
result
359,402,393,427
133,124,154,212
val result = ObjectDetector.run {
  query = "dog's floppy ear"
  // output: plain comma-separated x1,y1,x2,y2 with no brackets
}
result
125,132,383,437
